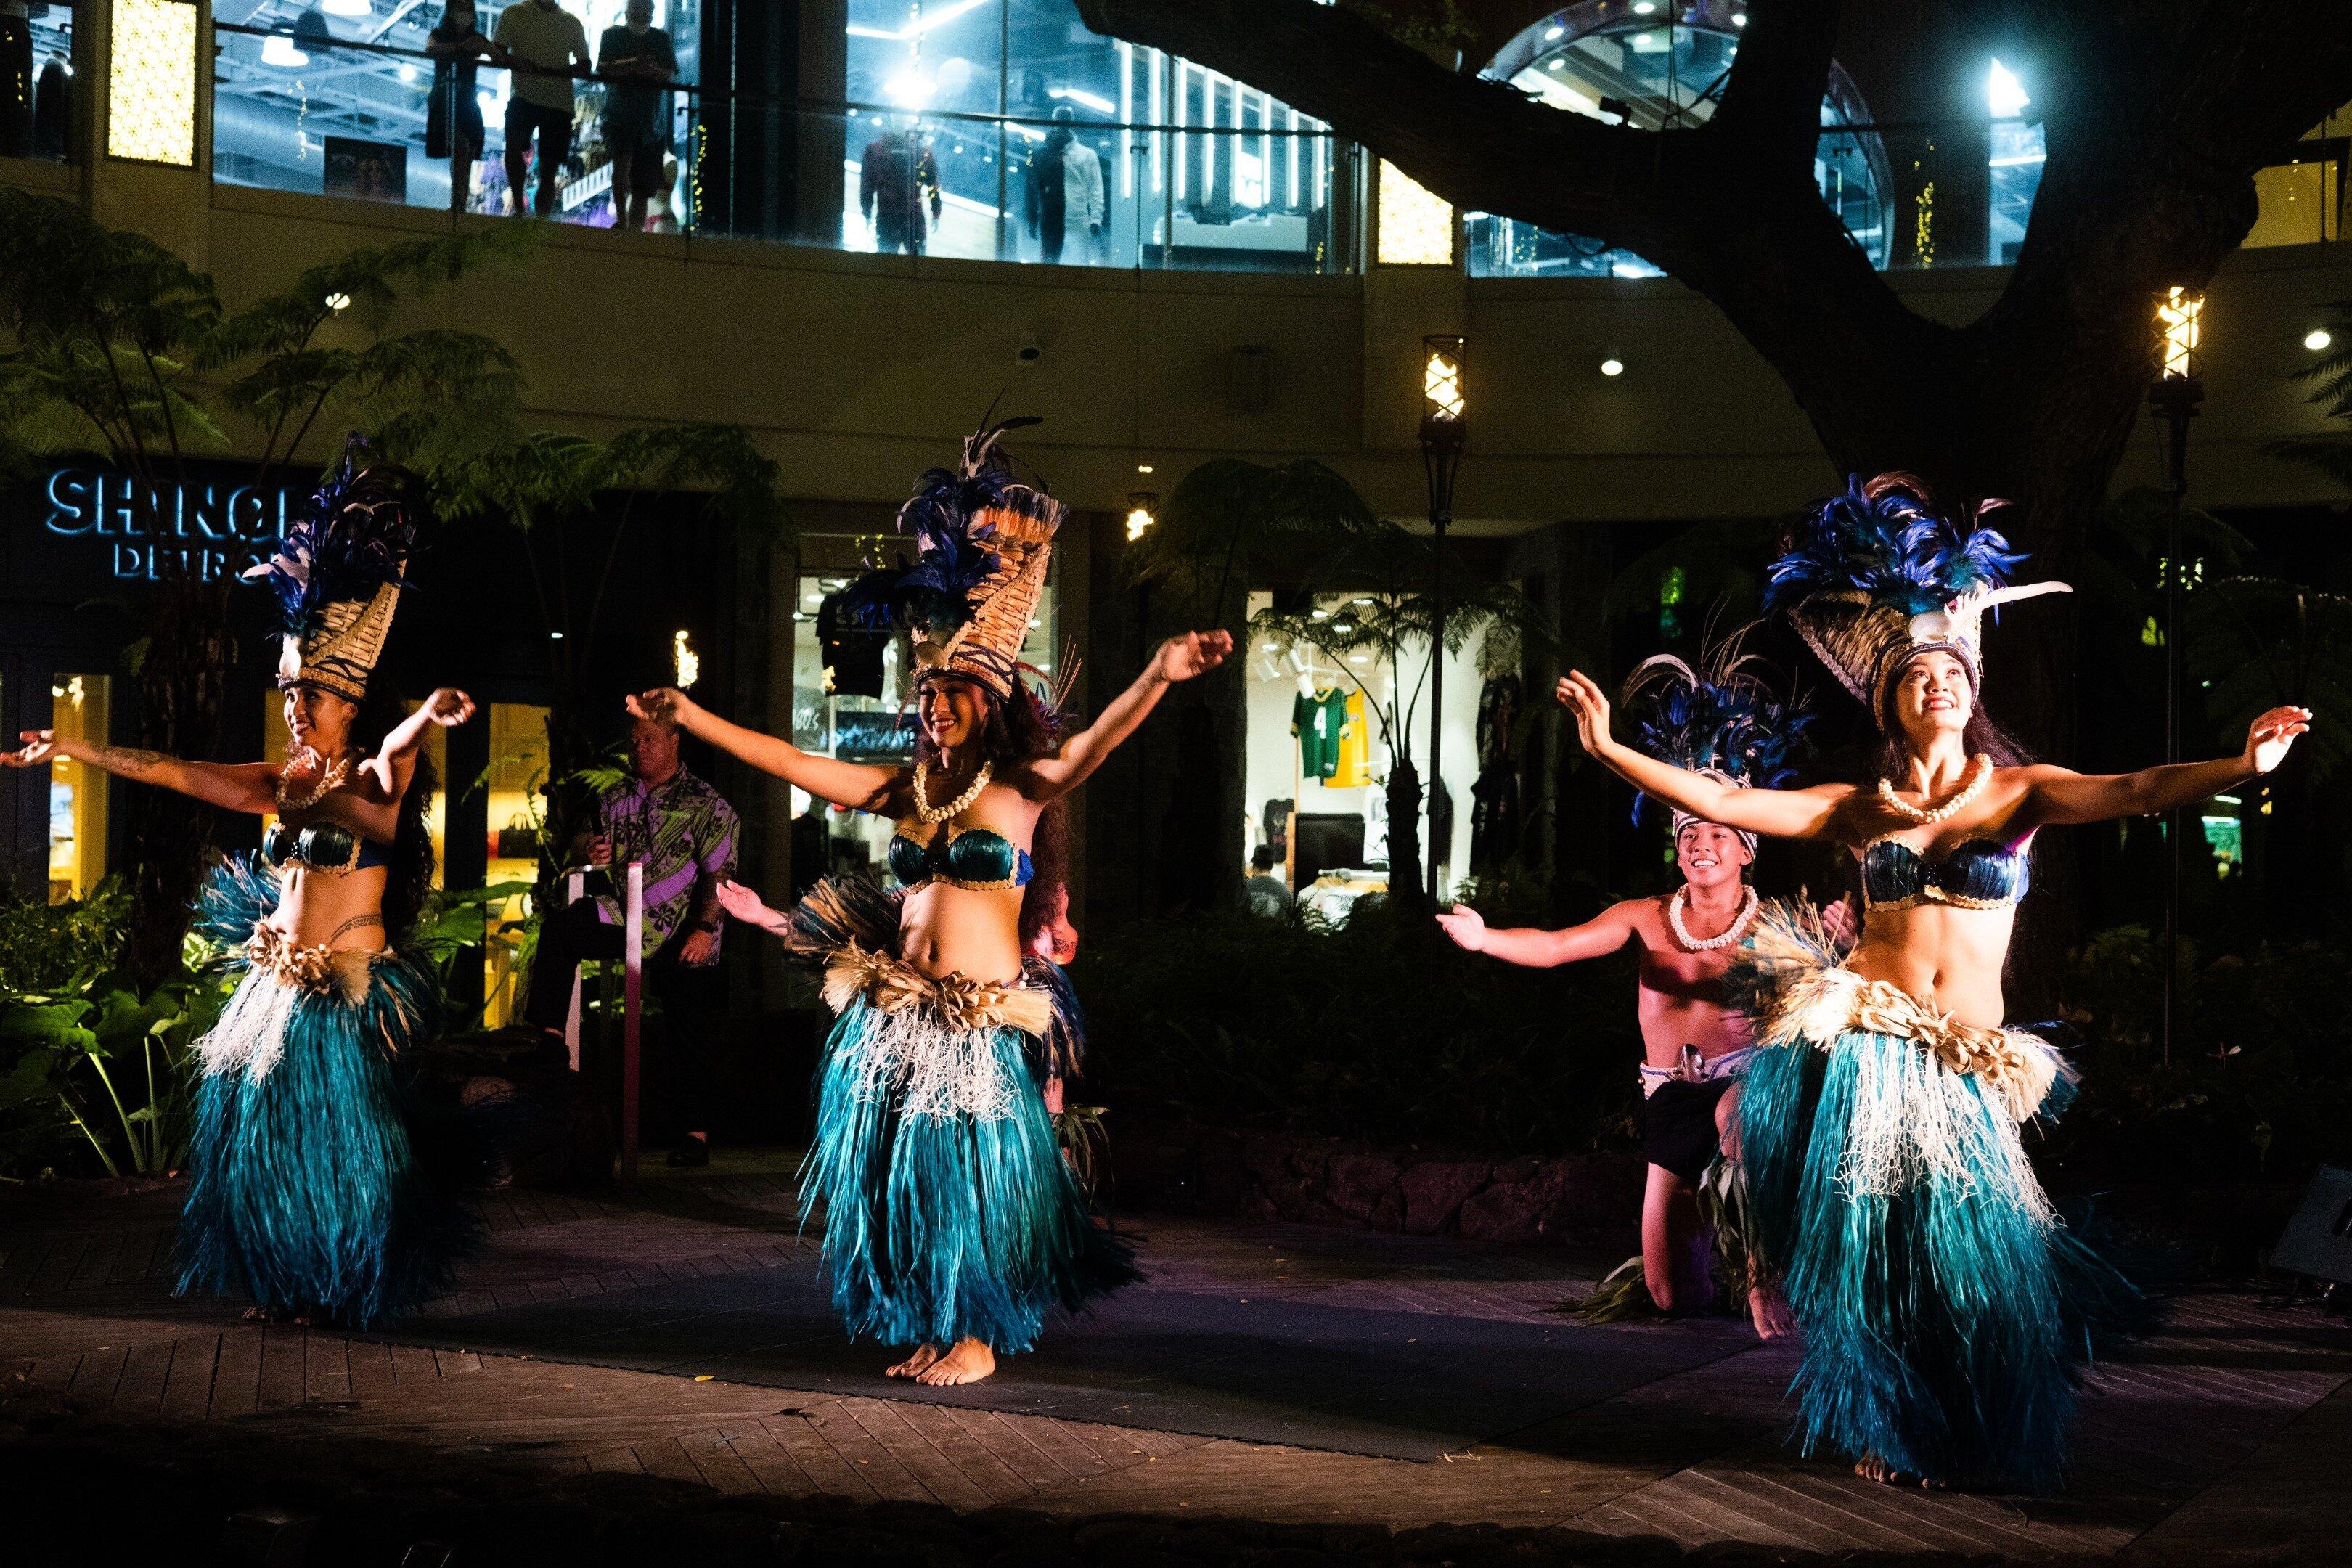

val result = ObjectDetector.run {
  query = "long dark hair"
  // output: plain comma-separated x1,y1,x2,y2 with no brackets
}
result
351,689,439,943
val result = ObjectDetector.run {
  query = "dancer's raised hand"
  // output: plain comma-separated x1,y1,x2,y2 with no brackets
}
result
1434,903,1487,952
1556,670,1615,758
422,687,476,727
1151,631,1233,684
2243,706,2311,775
4,730,57,768
714,878,785,933
629,686,699,729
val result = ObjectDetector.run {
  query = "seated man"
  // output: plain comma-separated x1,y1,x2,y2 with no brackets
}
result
523,709,738,1166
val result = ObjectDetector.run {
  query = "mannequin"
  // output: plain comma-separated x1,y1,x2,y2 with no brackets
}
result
1024,106,1105,264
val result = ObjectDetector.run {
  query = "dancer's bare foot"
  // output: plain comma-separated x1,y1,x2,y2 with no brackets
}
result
885,1344,942,1379
914,1338,995,1386
241,1304,316,1326
1747,1281,1798,1340
1855,1455,1943,1488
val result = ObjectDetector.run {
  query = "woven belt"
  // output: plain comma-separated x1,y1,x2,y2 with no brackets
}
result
821,942,1053,1037
1753,963,2060,1122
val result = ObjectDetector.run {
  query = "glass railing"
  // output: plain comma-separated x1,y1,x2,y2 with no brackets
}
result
1,0,77,165
209,20,1355,273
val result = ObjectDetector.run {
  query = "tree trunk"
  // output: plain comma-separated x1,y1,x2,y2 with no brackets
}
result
1384,754,1425,909
124,579,233,989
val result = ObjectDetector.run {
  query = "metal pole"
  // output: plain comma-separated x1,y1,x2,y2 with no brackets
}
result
2153,388,2197,1069
1427,479,1448,904
622,859,644,1180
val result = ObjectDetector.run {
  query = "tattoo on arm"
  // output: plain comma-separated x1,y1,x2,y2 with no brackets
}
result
90,745,171,777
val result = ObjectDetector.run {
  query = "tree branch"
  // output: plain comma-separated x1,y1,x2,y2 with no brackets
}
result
1712,0,1842,170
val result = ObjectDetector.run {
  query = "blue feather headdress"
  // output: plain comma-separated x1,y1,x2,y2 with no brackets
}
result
242,436,415,702
1622,622,1813,853
1765,473,2067,722
841,415,1064,702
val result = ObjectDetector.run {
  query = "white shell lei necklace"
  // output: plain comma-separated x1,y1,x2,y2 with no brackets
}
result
1669,884,1758,952
912,760,992,825
274,748,351,812
1877,753,1991,825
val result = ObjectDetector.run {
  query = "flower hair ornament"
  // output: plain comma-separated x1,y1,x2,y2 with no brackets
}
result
1763,472,2068,726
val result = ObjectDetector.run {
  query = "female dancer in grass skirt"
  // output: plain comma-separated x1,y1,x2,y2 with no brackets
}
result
642,417,1228,1386
1556,473,2311,1490
9,446,479,1328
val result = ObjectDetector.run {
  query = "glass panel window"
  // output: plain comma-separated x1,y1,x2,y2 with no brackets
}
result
47,672,110,903
1468,2,1890,278
482,701,550,1029
787,558,1058,881
211,1,699,228
3,0,78,164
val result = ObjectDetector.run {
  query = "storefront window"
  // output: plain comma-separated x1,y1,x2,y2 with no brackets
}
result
2,1,78,164
482,701,551,1029
842,0,1344,271
787,558,1057,881
1240,593,1482,918
46,672,108,902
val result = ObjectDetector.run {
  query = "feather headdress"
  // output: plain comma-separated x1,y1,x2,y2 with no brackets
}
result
242,436,415,703
841,415,1063,701
1622,621,1813,854
1764,473,2066,722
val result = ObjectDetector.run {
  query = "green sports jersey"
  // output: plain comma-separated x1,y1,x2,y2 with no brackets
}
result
1291,687,1351,780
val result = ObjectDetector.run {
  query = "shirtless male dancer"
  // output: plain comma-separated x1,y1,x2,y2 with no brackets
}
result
1438,820,1794,1336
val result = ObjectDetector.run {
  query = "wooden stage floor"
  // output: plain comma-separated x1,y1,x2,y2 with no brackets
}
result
5,1150,2348,1561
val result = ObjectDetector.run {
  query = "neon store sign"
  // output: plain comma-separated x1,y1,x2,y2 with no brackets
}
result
41,467,304,581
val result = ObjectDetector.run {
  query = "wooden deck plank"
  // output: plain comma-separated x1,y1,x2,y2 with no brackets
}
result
158,1336,219,1421
27,1353,81,1390
717,1425,820,1498
67,1344,128,1400
632,1434,711,1487
582,1445,645,1474
64,1230,127,1292
836,1397,997,1511
25,1237,91,1294
677,1429,766,1495
112,1339,176,1414
903,1404,1040,1504
209,1328,264,1418
303,1330,350,1405
256,1328,307,1411
803,1402,933,1505
761,1410,883,1502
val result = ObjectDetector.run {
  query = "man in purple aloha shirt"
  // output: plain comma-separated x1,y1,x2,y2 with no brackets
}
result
524,711,739,1165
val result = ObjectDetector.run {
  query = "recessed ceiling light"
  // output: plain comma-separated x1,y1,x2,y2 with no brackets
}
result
1633,1,1657,13
2306,328,2333,351
1600,358,1625,377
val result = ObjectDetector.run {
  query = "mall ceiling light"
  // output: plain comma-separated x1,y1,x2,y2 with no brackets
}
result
1633,1,1657,12
1545,25,1564,41
261,34,309,69
1988,59,2030,120
2305,328,2332,351
1732,10,1748,24
1600,357,1625,377
883,68,936,109
321,0,371,17
846,0,987,43
1048,86,1116,115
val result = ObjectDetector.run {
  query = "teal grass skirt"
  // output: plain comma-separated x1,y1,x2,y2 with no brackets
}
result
175,860,475,1328
788,879,1135,1353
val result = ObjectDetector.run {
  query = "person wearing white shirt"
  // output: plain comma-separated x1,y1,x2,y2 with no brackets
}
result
494,0,590,217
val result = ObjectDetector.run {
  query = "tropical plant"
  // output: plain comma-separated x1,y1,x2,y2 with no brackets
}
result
0,189,529,985
0,976,222,1180
385,423,790,870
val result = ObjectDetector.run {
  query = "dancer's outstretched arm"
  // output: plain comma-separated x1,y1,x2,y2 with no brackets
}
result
629,687,898,812
3,732,275,814
1024,631,1232,801
1437,899,1640,967
2020,706,2309,825
1557,671,1852,842
358,687,476,804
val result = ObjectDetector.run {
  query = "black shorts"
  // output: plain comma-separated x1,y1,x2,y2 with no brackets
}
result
1641,1077,1734,1184
605,133,666,190
507,99,574,170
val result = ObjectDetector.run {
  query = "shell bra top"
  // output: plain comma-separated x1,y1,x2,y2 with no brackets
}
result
264,818,393,875
1861,833,2030,914
889,815,1034,893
